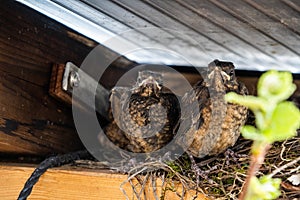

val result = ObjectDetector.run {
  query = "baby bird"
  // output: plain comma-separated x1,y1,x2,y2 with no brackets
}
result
181,60,248,158
105,70,180,153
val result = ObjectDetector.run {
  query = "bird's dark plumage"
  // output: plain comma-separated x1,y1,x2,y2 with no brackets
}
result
102,60,248,157
181,60,248,158
105,71,180,153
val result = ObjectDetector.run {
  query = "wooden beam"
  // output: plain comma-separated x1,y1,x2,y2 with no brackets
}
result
0,1,132,155
0,163,209,200
0,1,89,155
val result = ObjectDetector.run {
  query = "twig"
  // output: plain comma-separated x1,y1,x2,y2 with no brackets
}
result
151,172,159,200
269,156,300,178
137,173,150,199
280,140,289,161
129,178,141,200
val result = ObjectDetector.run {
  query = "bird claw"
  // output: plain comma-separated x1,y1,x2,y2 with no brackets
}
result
224,148,246,167
187,152,209,184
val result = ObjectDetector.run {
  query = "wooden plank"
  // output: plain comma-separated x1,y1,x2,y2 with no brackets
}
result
147,0,271,59
282,0,300,12
173,0,297,58
208,0,300,56
0,67,83,155
0,1,90,155
110,0,232,57
0,1,132,155
245,0,300,35
84,0,213,62
0,163,209,200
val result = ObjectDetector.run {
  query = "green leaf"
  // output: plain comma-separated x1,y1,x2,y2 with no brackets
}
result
225,92,266,112
245,176,281,200
241,125,263,141
263,101,300,143
257,70,296,102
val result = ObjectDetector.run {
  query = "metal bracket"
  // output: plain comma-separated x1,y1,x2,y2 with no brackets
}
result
50,62,110,120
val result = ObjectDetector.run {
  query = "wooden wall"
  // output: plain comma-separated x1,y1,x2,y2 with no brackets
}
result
0,1,132,156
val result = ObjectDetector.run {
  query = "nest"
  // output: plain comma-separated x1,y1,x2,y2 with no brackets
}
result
194,136,299,199
111,135,299,200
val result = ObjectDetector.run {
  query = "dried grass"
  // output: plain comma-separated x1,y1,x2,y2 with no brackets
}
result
116,135,299,200
74,134,299,200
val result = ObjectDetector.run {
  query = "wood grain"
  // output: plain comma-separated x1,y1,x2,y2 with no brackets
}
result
0,163,209,200
207,0,300,56
0,1,91,155
49,64,73,106
0,1,132,155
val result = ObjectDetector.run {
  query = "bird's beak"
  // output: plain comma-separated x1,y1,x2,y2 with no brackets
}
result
207,70,215,80
140,76,161,90
221,71,231,81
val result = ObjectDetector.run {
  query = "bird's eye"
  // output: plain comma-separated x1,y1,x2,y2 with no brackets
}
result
229,69,235,77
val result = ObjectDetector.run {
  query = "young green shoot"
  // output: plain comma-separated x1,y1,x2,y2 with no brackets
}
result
225,70,300,200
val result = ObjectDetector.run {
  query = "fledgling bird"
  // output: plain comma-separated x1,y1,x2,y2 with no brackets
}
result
181,60,248,158
105,70,180,153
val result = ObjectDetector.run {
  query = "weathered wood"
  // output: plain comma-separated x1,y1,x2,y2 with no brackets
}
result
173,0,297,58
0,1,132,155
147,0,269,58
0,163,209,200
207,0,300,56
109,0,230,59
0,1,90,155
244,0,300,36
0,66,82,155
49,64,73,106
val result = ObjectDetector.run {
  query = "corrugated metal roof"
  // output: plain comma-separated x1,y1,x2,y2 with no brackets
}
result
17,0,300,72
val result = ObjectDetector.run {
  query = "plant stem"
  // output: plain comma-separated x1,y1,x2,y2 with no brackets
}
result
239,143,271,200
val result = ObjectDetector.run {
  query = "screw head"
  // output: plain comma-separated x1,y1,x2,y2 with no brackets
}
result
69,71,80,88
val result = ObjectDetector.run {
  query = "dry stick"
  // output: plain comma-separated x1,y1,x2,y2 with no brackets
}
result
239,144,271,200
290,165,300,174
119,185,130,200
137,173,150,199
229,174,240,197
280,140,288,161
269,156,300,178
120,166,148,200
151,173,159,200
129,178,141,200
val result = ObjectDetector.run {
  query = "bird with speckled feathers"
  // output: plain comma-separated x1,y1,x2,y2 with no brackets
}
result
181,59,248,158
104,70,180,153
102,60,248,158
